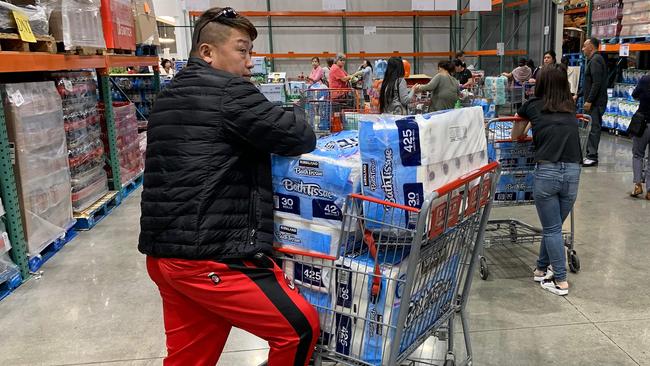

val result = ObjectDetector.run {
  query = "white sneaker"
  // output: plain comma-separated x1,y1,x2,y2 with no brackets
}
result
582,158,598,167
533,268,554,282
541,279,568,296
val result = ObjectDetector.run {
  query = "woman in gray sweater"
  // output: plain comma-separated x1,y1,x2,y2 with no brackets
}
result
379,57,414,114
414,61,460,111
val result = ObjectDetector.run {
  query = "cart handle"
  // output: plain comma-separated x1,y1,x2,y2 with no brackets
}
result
434,161,500,197
274,246,338,261
490,114,590,123
348,194,421,213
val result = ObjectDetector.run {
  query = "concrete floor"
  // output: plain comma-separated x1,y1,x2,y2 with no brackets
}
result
0,133,648,366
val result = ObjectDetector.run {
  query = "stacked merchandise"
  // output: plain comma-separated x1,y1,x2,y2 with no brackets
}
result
111,76,156,127
620,0,650,37
604,69,649,132
52,71,109,212
275,108,488,363
45,0,106,51
99,102,143,186
359,108,488,223
483,76,507,106
132,0,159,54
1,82,73,256
374,59,388,79
272,131,360,257
100,0,136,51
0,1,50,36
0,197,21,300
591,0,623,39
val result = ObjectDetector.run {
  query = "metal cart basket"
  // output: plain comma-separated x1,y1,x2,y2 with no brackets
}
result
479,114,592,280
302,88,363,135
276,161,501,366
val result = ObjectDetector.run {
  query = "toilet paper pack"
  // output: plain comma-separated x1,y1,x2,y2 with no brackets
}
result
359,108,487,226
273,131,361,227
487,140,535,170
332,248,461,365
273,216,353,257
494,171,534,202
283,255,336,347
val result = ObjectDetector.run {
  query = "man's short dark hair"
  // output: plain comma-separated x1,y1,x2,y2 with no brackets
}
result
589,37,600,48
455,51,464,58
191,7,257,56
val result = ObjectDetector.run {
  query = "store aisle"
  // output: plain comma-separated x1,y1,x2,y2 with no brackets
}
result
0,134,648,366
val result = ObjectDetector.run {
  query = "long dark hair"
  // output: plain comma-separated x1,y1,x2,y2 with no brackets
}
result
361,59,373,71
380,57,405,113
535,64,575,113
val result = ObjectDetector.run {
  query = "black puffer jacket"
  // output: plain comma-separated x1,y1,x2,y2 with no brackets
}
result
139,57,316,260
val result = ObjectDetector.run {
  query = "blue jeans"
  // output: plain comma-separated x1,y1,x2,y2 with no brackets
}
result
533,162,581,282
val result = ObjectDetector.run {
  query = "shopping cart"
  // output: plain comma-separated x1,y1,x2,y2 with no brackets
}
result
302,88,363,135
479,114,592,280
275,161,501,366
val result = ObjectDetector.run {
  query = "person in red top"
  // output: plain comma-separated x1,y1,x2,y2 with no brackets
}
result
328,54,352,89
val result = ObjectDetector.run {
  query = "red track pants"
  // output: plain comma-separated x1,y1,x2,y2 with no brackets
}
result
147,255,320,366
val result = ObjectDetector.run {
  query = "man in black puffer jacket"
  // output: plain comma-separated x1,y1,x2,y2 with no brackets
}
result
139,7,319,366
580,37,608,167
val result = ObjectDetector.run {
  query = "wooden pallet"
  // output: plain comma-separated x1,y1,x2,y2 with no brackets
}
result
105,48,135,55
58,43,107,56
74,191,121,230
0,33,56,53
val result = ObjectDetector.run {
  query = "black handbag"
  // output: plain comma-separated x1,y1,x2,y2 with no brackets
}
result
627,110,648,137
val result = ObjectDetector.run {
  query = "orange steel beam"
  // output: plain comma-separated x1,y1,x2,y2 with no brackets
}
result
601,43,650,52
252,51,455,59
0,52,159,73
564,7,588,15
190,10,456,17
465,49,527,56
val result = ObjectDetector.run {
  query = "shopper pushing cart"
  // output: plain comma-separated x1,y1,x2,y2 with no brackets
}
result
483,64,589,296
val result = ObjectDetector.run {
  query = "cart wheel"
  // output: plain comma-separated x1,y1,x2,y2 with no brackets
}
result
569,251,581,273
479,257,489,280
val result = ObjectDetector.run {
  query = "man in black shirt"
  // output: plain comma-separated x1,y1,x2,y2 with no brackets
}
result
580,37,608,167
453,59,474,89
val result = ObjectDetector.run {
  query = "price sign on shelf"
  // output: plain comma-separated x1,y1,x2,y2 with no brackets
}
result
470,0,492,11
619,44,630,57
496,42,505,56
364,25,377,35
323,0,346,10
12,10,36,43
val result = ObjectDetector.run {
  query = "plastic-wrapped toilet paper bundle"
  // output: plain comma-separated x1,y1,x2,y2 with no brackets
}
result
487,141,535,170
273,131,361,255
494,171,534,202
484,76,507,105
331,250,460,365
359,107,487,228
273,218,353,257
283,255,336,347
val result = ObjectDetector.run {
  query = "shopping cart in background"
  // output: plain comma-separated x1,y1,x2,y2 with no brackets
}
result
275,162,501,366
479,114,592,280
408,92,432,115
302,88,363,135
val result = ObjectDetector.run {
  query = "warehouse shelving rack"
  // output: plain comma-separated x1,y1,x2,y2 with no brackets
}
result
188,0,530,74
0,52,159,280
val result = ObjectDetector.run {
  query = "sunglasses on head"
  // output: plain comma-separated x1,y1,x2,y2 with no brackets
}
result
194,7,238,44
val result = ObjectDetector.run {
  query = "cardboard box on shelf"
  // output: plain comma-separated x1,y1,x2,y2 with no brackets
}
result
47,0,106,50
101,0,136,51
133,0,159,46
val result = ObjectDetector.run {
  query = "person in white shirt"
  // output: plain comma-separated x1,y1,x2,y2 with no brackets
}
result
160,59,175,77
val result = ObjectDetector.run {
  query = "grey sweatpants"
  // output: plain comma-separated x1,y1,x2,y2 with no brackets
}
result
632,125,650,191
